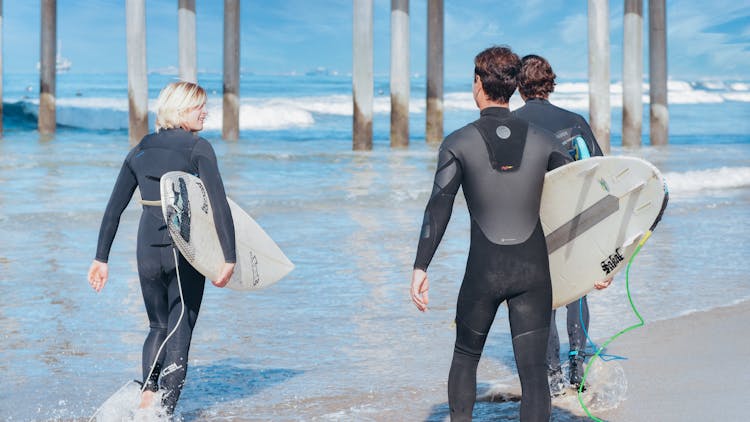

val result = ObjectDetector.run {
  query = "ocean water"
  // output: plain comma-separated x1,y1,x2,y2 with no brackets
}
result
0,73,749,421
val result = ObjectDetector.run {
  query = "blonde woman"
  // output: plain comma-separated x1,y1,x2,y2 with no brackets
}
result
87,81,236,414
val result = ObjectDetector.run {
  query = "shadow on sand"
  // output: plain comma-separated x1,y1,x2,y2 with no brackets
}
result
176,358,303,420
423,384,607,422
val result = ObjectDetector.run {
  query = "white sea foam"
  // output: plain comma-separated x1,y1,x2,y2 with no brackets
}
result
202,99,315,130
552,80,731,107
722,91,750,102
664,166,750,193
554,81,591,93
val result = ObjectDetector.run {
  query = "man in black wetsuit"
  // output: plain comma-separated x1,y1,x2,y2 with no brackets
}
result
410,46,572,421
513,54,611,393
88,82,236,415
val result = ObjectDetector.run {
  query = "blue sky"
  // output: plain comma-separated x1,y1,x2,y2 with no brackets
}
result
3,0,749,80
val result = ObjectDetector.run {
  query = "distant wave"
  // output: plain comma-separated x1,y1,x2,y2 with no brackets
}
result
2,102,37,126
5,78,749,130
664,167,750,193
547,80,749,110
20,97,132,130
13,97,315,131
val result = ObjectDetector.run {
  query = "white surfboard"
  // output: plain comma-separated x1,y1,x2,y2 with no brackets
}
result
541,156,667,309
160,171,294,291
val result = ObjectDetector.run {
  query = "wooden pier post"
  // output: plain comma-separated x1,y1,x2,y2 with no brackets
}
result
587,0,611,153
39,0,57,137
623,0,643,148
426,0,443,144
353,0,373,150
223,0,240,141
126,0,148,144
649,0,668,146
390,0,410,148
179,0,197,83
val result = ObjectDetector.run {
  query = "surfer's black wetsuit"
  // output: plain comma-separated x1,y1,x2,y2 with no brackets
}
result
95,128,235,414
414,107,572,421
513,98,604,385
513,98,603,158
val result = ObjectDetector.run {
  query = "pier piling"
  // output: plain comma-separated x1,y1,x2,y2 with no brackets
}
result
587,0,611,153
353,0,374,151
222,0,240,141
425,0,443,144
179,0,197,83
649,0,668,146
623,0,644,148
390,0,410,148
39,0,57,137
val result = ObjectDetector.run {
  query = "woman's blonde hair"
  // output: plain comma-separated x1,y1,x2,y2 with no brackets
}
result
155,81,207,132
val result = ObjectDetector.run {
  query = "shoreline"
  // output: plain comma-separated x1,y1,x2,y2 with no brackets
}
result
596,299,750,421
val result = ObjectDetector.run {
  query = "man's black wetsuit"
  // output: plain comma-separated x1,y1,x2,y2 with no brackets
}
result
513,97,604,386
414,107,572,421
95,128,236,413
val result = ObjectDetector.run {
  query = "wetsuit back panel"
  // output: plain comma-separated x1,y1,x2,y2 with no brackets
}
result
471,116,528,173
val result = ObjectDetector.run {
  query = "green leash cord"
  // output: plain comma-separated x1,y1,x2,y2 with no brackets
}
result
577,230,653,421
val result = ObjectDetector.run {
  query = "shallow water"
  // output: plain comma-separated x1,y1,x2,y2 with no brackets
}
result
1,130,748,420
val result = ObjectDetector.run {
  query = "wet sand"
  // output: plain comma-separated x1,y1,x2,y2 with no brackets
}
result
597,299,750,422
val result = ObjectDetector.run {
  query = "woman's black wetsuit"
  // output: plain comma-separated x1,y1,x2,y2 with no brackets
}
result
414,107,571,421
95,128,235,413
513,98,605,384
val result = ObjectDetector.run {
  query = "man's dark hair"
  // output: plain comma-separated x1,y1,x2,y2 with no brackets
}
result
473,46,521,103
517,54,556,99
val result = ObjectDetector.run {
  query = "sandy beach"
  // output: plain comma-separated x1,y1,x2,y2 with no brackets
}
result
596,299,750,422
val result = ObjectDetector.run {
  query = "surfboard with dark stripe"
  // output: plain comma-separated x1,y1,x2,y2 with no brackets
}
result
541,156,667,308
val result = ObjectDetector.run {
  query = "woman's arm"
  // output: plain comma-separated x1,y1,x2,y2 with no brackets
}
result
90,155,137,292
95,156,138,263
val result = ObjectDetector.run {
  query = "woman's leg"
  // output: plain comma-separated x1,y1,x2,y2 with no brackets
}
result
137,219,170,396
159,253,205,414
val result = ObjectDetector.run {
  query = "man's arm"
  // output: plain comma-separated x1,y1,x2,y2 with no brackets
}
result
413,146,463,271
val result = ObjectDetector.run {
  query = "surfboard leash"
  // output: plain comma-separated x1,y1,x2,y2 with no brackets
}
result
579,298,627,362
578,230,652,421
577,181,668,420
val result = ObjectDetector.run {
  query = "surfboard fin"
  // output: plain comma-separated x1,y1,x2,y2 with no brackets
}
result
622,231,644,249
618,181,646,198
576,162,599,176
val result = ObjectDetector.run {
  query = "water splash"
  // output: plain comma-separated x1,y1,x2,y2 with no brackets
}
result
92,381,170,422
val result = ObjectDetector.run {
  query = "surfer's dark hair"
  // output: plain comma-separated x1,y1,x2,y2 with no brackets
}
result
473,46,521,103
518,54,557,99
